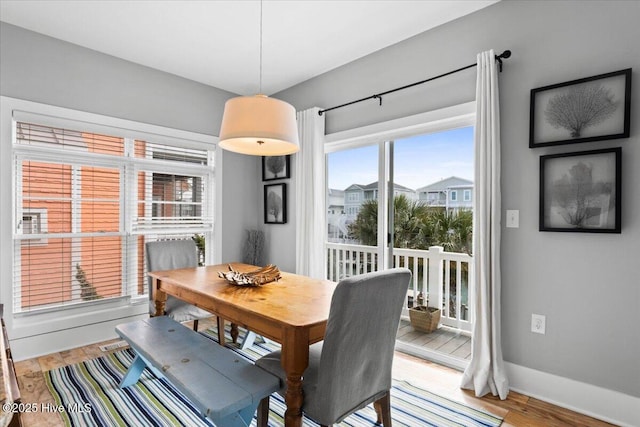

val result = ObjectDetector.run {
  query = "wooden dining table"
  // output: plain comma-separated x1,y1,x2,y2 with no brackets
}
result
148,262,337,427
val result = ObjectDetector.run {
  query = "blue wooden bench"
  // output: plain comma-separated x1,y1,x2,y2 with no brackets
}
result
115,316,279,427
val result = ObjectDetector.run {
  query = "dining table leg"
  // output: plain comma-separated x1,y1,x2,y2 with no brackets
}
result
216,316,226,346
152,278,167,317
281,328,309,427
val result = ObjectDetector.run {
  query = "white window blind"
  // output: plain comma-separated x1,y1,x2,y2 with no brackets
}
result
13,121,214,314
132,139,212,235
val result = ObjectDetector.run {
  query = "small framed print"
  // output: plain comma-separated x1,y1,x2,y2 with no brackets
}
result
262,155,290,181
264,183,287,224
540,147,621,233
530,69,631,148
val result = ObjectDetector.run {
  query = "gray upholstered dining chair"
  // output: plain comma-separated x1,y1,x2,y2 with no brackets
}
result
146,239,211,331
255,268,411,427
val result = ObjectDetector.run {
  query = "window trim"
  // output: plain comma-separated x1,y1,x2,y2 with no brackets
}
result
1,96,219,332
325,102,476,152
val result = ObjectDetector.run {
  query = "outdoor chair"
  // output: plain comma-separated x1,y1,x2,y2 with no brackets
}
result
255,268,411,426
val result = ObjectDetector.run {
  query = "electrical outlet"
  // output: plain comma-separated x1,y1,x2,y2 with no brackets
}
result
531,314,546,334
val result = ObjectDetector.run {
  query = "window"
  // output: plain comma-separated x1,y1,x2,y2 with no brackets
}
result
22,209,47,241
450,190,458,201
13,121,214,314
347,192,359,202
464,189,472,201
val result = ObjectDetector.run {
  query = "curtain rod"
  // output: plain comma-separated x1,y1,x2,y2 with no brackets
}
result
318,50,511,116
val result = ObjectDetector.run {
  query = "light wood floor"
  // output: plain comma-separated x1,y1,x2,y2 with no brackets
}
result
397,319,472,360
13,317,616,427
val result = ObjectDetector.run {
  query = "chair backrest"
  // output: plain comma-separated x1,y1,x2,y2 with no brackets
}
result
145,239,199,312
312,268,411,422
146,239,199,272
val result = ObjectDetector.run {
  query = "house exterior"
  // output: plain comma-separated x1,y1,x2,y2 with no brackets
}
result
344,182,416,216
327,188,344,216
416,176,473,212
327,189,348,241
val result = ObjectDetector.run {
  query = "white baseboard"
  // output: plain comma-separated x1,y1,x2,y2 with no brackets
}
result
506,362,640,427
11,312,148,361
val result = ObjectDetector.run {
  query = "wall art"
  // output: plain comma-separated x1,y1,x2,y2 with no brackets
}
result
262,155,290,181
530,69,631,148
264,183,287,224
540,147,621,233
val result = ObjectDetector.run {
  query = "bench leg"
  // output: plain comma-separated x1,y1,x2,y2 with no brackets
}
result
119,352,166,388
212,402,259,427
256,396,270,427
240,331,257,350
119,355,147,388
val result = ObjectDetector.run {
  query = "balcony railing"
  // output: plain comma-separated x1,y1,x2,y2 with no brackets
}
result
326,243,473,332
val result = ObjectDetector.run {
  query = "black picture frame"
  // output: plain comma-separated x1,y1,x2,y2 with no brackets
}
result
264,183,287,224
539,147,621,233
262,155,290,181
529,68,631,148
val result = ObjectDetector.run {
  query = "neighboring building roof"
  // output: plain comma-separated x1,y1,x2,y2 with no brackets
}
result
344,184,366,191
361,181,414,192
328,188,345,197
416,176,473,192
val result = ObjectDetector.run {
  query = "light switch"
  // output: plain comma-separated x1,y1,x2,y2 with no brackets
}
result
506,210,519,228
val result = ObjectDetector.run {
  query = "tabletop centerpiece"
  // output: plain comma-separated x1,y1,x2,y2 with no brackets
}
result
217,264,281,286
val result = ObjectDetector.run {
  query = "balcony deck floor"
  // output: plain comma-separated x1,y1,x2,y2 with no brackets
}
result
396,319,472,360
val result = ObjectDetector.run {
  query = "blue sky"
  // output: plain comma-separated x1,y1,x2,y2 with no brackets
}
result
327,126,474,191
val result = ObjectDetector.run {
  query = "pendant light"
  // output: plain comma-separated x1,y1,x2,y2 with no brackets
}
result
218,0,299,156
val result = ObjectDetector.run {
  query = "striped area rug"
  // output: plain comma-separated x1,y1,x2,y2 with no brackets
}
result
45,326,502,427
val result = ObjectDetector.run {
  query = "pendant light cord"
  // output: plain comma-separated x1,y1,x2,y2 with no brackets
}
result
259,0,263,94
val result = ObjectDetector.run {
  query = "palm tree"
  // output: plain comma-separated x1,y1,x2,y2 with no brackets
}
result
347,199,378,246
348,195,472,253
424,209,473,255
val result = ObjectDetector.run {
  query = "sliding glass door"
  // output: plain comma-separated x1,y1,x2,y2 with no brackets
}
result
325,124,475,366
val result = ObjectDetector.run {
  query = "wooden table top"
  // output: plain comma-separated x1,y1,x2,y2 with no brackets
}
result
148,262,337,330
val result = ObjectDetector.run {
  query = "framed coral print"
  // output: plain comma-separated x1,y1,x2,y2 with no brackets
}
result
539,147,621,233
530,69,631,148
264,183,287,224
262,155,290,181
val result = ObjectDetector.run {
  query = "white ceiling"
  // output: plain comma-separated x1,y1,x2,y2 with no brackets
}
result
0,0,498,95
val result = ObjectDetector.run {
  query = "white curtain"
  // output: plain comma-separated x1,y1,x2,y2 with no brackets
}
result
295,107,326,279
461,50,509,400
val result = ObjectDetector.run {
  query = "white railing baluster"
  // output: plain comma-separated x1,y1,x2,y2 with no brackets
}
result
325,242,472,332
427,246,444,314
455,260,462,328
444,256,451,318
412,256,419,306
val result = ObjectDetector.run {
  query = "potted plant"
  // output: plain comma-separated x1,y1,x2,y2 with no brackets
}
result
192,234,205,266
409,292,441,333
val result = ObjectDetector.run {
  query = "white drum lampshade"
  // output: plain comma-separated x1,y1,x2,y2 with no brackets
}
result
218,94,300,156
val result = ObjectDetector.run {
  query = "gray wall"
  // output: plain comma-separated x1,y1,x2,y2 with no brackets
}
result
2,0,638,400
275,0,640,398
0,21,260,264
